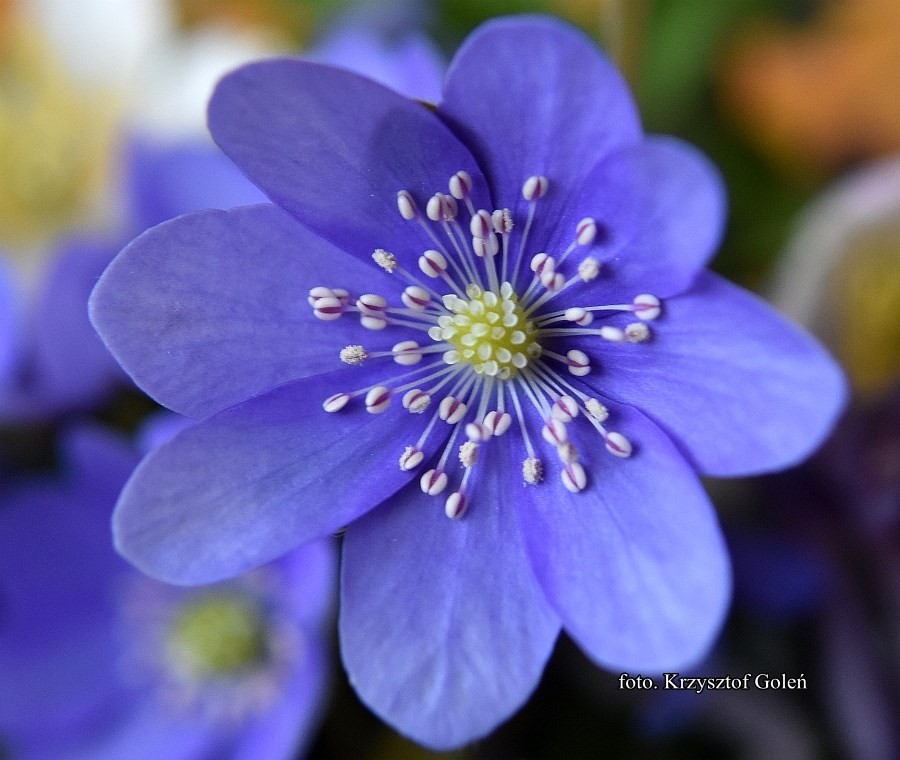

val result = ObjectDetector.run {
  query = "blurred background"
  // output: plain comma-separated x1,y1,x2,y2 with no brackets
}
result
0,0,897,758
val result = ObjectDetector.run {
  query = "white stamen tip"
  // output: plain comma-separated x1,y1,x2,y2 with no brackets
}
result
599,326,626,343
308,286,335,305
585,398,609,422
420,468,448,496
465,422,491,442
360,316,388,331
523,457,543,485
340,345,368,365
438,396,467,424
313,296,344,320
472,235,499,258
323,392,350,413
419,250,448,278
397,190,418,220
625,322,650,343
542,271,565,291
399,446,424,470
356,293,388,315
364,386,391,414
484,410,512,436
561,462,587,493
633,294,661,321
576,217,598,246
392,340,423,366
522,175,549,201
372,249,398,272
578,257,600,282
458,440,479,467
492,208,514,234
469,209,493,239
449,170,473,200
445,491,467,519
401,389,431,413
605,432,633,458
557,442,579,464
401,286,431,310
551,396,579,422
426,193,444,221
564,307,593,326
530,252,554,275
541,417,568,446
566,349,591,376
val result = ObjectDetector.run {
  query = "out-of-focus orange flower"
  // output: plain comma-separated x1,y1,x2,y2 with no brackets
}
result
175,0,311,45
720,0,900,176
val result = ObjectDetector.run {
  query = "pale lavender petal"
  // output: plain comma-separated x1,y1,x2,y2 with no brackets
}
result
91,205,395,419
517,398,730,671
114,370,448,584
577,273,847,476
341,441,560,750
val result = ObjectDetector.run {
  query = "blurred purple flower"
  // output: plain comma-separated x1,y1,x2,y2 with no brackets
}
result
89,16,846,749
0,424,335,759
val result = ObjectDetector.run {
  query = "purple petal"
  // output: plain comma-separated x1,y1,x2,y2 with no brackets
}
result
114,370,448,584
90,205,397,419
125,136,268,233
546,136,726,300
578,272,847,476
340,443,560,750
518,399,730,671
438,16,641,260
208,59,489,258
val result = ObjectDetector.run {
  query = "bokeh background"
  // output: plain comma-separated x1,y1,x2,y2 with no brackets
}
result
0,0,897,758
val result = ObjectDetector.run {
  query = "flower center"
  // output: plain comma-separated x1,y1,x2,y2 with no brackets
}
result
168,594,268,677
439,283,540,379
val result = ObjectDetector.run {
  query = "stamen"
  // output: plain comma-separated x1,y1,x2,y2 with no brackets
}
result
420,468,448,495
448,170,472,201
390,340,423,366
551,395,579,422
356,294,388,316
322,392,351,413
313,296,344,320
340,345,368,365
401,286,431,310
557,441,579,464
397,190,418,220
541,417,568,446
372,249,398,272
484,410,512,436
399,446,424,470
633,294,662,321
439,396,468,424
364,386,391,414
402,389,431,413
577,257,600,282
605,431,633,458
576,217,598,246
561,462,587,493
585,398,609,422
458,441,479,468
523,456,543,485
445,491,467,519
522,175,549,201
625,323,651,342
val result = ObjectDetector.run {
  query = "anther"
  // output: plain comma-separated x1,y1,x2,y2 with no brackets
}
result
340,345,368,365
523,457,543,485
557,442,579,464
313,296,344,320
438,396,467,424
605,432,633,458
599,326,626,342
465,421,491,442
470,209,493,240
322,392,350,413
356,293,388,316
633,294,661,321
372,249,398,272
426,194,443,222
449,170,472,200
360,316,388,331
585,398,609,422
625,323,650,343
364,386,391,414
522,175,549,201
551,396,579,422
561,462,587,493
541,417,568,446
530,253,554,277
578,257,600,282
397,190,418,220
401,285,431,310
445,491,467,519
576,217,598,246
484,410,512,436
420,469,448,496
402,389,431,413
492,209,513,234
542,271,565,292
458,441,479,467
565,349,591,376
308,286,335,305
399,446,424,471
472,235,499,257
419,250,448,278
392,340,423,366
564,307,593,326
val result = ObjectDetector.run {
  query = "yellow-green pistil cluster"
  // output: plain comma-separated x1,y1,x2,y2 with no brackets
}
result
169,594,269,677
437,282,541,379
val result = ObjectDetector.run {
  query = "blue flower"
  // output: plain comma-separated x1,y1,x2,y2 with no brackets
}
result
0,424,335,759
89,16,846,749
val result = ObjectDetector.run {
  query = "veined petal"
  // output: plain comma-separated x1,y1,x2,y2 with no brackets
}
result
208,59,490,258
113,370,448,585
517,398,730,671
438,15,641,259
90,205,394,419
579,272,847,476
340,441,560,750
